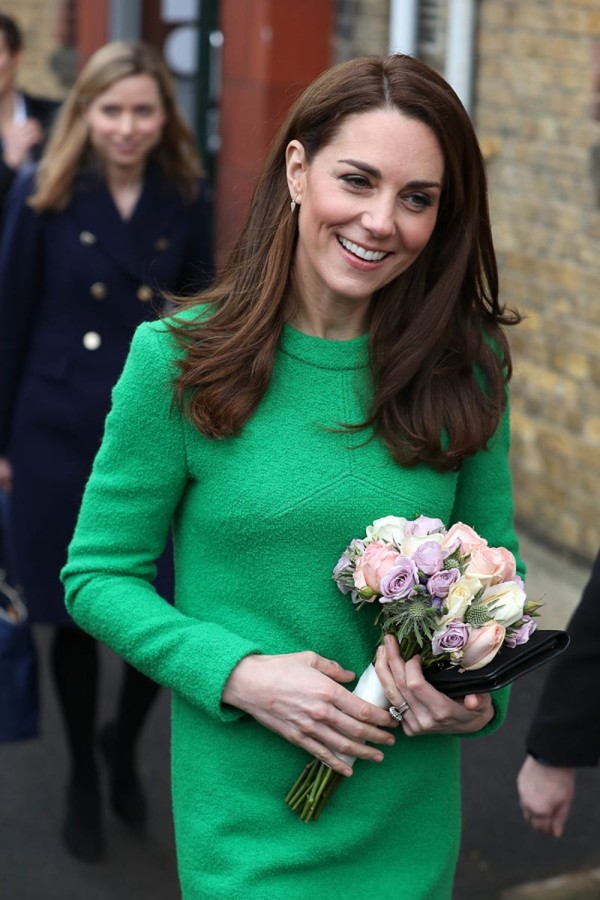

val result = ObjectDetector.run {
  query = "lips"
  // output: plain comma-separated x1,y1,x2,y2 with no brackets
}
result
337,235,389,262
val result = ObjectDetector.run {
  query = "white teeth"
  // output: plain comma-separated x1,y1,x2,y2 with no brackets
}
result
338,236,387,262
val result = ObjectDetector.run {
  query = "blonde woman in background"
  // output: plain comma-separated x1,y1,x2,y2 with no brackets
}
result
0,40,213,863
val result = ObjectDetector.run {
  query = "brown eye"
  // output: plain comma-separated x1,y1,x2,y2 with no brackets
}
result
405,193,433,209
341,174,371,189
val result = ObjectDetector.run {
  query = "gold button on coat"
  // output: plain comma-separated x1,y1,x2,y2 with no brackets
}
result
79,230,97,246
83,331,101,350
136,285,153,302
90,282,107,300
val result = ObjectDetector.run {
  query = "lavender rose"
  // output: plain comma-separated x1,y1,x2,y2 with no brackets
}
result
404,515,446,536
432,620,472,656
427,567,461,599
333,553,353,594
413,540,446,575
380,556,419,601
505,615,537,647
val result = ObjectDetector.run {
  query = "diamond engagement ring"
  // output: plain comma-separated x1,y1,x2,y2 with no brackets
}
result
388,702,410,722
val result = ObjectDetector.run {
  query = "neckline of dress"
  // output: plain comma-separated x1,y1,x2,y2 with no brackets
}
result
279,323,369,371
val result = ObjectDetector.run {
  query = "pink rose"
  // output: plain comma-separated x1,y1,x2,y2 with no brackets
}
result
441,522,488,556
353,541,400,595
460,622,506,670
466,546,516,586
496,546,517,582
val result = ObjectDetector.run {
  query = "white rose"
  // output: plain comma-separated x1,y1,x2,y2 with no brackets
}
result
401,531,444,557
479,580,527,627
437,576,482,628
365,515,408,545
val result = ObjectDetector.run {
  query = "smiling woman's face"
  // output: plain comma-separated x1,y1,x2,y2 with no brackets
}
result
286,107,444,318
84,73,167,173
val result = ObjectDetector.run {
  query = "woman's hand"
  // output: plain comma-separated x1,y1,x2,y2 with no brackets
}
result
222,651,398,776
517,755,575,837
0,457,12,492
374,633,494,736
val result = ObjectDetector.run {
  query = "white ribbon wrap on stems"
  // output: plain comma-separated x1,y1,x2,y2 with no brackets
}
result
335,663,389,767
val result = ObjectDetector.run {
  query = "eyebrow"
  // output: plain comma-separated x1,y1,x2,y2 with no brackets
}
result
338,158,442,190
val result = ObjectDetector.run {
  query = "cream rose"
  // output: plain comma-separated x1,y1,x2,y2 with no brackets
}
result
478,580,527,627
437,575,482,628
365,515,408,545
460,622,506,670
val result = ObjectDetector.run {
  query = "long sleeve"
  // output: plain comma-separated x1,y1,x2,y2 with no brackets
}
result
526,551,600,766
61,321,263,721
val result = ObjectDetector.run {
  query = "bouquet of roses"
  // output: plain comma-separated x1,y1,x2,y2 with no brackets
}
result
285,514,539,822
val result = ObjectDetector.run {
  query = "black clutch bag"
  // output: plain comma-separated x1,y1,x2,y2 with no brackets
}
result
424,629,570,699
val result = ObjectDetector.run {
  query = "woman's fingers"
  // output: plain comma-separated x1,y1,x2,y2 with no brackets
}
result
375,636,494,734
223,651,397,775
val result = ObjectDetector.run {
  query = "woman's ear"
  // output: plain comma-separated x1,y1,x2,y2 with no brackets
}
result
285,140,307,204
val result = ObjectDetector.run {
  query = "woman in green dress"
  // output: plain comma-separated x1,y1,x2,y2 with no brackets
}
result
62,54,523,898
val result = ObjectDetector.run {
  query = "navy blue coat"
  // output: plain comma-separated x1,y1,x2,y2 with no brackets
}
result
0,164,213,624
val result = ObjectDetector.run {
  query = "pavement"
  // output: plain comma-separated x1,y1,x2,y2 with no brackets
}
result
0,530,597,900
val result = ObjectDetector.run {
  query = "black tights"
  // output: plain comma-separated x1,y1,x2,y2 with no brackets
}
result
51,627,160,784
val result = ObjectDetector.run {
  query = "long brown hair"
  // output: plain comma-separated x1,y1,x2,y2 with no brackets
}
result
29,41,201,211
170,54,520,471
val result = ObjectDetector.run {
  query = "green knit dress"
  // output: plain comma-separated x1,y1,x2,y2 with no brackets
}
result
62,317,521,900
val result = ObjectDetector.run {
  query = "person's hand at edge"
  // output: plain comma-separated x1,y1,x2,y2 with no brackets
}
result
517,754,575,837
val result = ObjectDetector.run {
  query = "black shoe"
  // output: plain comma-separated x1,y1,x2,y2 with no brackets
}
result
62,778,105,863
99,722,147,832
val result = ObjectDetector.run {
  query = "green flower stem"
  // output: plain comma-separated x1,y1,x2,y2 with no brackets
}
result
285,759,319,808
285,759,343,822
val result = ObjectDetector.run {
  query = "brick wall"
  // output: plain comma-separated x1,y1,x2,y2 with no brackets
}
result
335,0,600,563
1,0,66,97
334,0,390,61
477,0,600,562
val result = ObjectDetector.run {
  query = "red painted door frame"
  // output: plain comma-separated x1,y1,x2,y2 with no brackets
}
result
75,0,109,65
215,0,334,260
72,0,335,262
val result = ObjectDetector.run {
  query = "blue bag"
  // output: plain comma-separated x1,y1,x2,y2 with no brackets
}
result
0,574,39,742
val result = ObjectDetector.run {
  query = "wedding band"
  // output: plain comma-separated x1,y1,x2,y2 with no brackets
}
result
389,702,410,722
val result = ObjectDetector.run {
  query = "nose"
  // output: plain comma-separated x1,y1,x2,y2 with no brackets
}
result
361,195,396,238
117,112,134,135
